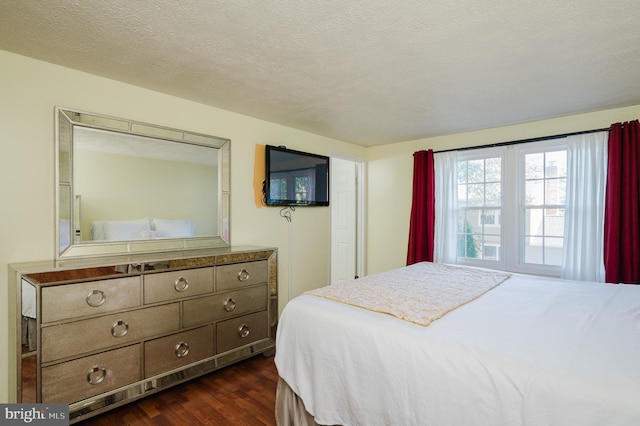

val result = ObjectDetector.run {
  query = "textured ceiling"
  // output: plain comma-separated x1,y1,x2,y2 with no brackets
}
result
74,127,218,166
1,1,639,146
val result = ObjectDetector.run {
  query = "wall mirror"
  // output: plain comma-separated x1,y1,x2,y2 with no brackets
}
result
56,107,230,259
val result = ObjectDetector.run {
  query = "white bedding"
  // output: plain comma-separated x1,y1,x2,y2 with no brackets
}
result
275,266,640,425
91,218,196,240
21,279,36,318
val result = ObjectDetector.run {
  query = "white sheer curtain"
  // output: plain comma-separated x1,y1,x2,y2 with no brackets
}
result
562,131,608,282
434,151,458,264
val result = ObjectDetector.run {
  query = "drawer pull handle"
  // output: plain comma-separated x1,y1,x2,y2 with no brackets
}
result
86,289,106,307
87,366,106,385
111,320,129,338
238,324,250,338
174,341,190,358
224,297,237,312
174,277,189,292
238,269,250,282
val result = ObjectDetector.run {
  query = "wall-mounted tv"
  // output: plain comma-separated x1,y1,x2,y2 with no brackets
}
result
264,145,330,206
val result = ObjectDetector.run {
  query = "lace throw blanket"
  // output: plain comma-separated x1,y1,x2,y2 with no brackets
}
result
306,262,511,326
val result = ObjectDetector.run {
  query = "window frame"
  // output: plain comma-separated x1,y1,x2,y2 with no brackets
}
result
456,146,507,270
515,139,567,276
454,139,568,276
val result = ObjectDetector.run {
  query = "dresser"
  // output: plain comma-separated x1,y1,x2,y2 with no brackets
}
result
10,246,277,423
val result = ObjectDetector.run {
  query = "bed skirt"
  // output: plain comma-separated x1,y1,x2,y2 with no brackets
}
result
276,378,330,426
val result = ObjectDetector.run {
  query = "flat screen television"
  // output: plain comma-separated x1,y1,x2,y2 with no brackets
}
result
264,145,330,206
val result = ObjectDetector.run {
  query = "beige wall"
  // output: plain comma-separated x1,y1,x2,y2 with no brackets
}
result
2,48,639,402
366,104,640,275
75,149,218,238
0,50,365,401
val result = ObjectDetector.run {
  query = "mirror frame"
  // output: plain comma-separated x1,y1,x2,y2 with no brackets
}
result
55,107,231,259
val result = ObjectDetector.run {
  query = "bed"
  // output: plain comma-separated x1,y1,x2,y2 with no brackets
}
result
90,217,196,240
274,262,640,426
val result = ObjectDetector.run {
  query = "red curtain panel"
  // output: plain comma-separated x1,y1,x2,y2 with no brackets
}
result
604,120,640,283
407,150,435,265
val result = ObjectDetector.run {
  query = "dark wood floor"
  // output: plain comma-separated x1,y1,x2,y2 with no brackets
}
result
78,355,278,426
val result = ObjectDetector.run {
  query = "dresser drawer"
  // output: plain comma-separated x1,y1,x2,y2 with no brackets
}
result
42,303,180,363
144,325,214,377
183,285,268,328
144,267,213,304
182,284,267,327
218,285,269,319
41,344,141,403
41,276,141,323
216,261,268,291
216,311,269,354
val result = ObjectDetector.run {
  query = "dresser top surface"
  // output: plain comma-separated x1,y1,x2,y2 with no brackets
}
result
11,245,276,285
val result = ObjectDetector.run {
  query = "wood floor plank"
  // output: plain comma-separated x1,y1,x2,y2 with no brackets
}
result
78,355,278,426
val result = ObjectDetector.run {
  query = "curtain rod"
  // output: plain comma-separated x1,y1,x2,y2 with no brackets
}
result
434,126,611,154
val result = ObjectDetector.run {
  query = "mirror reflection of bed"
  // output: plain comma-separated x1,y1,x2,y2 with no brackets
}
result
55,107,232,259
20,279,36,403
89,218,198,241
74,127,217,243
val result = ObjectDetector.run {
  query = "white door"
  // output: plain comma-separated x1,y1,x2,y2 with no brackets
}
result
330,157,360,283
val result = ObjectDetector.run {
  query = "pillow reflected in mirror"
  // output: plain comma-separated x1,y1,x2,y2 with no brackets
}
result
152,218,196,238
101,218,152,241
91,218,196,240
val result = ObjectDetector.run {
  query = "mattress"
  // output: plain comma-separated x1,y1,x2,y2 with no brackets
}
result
274,266,640,425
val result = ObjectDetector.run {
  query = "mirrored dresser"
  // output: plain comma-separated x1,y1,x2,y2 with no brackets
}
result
10,246,277,423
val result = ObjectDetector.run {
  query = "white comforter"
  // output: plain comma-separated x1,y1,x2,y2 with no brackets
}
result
275,270,640,426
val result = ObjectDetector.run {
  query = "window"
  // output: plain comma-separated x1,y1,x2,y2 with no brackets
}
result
483,245,499,260
294,176,312,202
522,150,567,266
457,156,502,260
269,177,288,201
455,140,568,275
269,170,317,202
481,211,499,225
